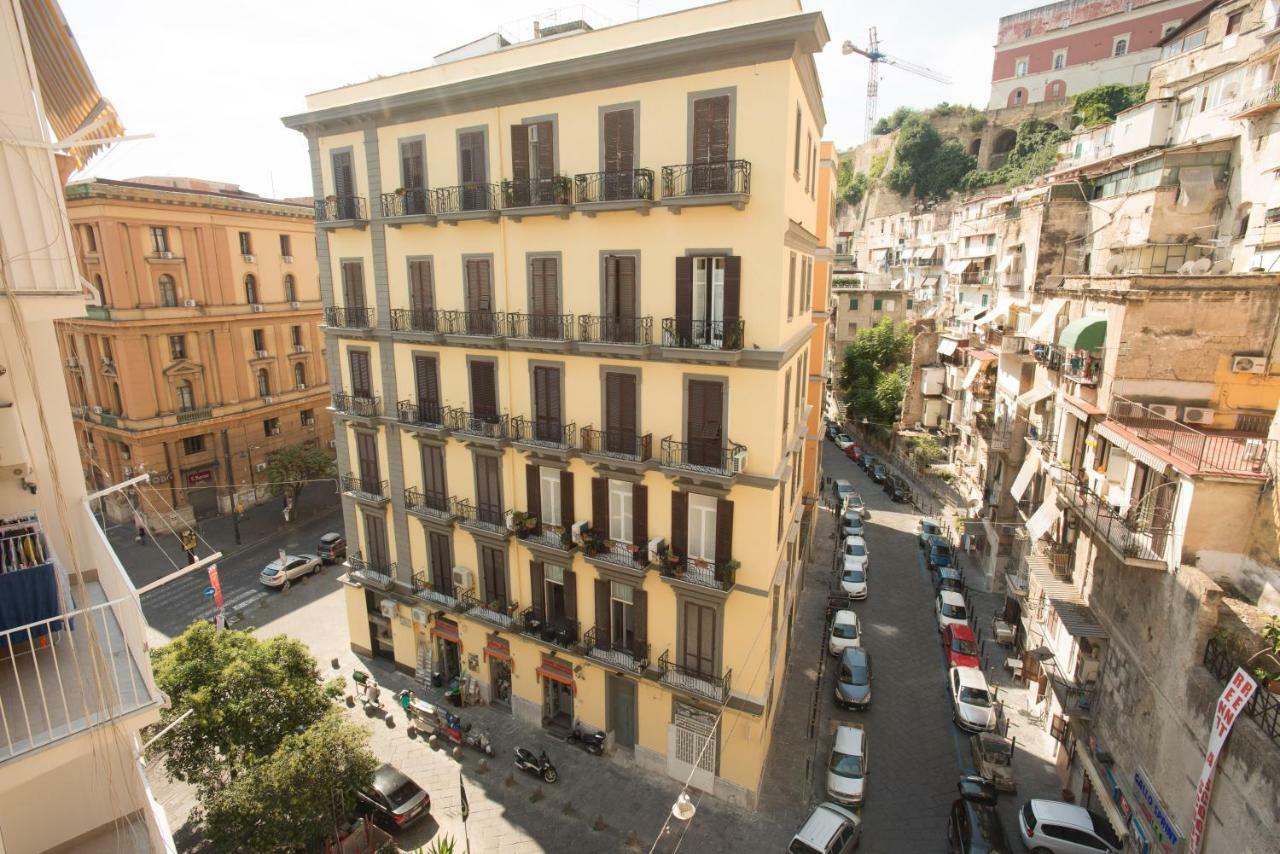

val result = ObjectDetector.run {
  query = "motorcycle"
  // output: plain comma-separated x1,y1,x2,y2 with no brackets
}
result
513,746,558,783
567,722,606,756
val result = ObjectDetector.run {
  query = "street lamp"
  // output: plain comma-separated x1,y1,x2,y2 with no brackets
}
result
671,792,696,821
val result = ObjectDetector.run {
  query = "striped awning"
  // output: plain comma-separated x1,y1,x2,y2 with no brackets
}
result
430,619,460,644
536,655,576,691
1025,298,1066,342
1094,421,1172,473
1010,454,1039,501
484,636,512,663
1026,498,1058,542
1016,384,1054,409
20,0,124,169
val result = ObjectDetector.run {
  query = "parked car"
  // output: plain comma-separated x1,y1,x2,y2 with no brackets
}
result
259,553,322,589
870,464,888,483
844,492,868,519
889,479,911,503
356,763,431,831
826,422,841,441
936,567,965,595
918,518,944,548
835,434,855,450
840,511,866,539
833,479,855,504
828,610,862,655
1018,799,1122,854
835,647,872,709
928,539,956,571
950,667,997,732
826,725,868,807
947,775,1007,854
839,566,868,599
942,624,981,669
842,537,870,572
789,802,861,854
936,590,970,632
318,532,346,563
847,445,864,464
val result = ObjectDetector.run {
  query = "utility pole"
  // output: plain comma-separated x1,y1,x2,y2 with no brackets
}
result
221,429,242,545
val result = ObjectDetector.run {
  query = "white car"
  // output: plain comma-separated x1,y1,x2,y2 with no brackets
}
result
833,479,855,504
834,434,855,450
828,610,862,655
839,566,868,599
1018,799,1123,853
260,554,322,589
839,511,865,539
935,590,969,632
950,666,997,732
843,537,870,572
825,725,867,807
844,492,868,519
917,517,944,548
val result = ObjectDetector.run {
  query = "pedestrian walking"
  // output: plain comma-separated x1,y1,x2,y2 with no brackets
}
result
181,529,197,565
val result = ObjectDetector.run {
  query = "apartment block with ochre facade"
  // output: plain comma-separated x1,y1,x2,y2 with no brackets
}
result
283,0,828,805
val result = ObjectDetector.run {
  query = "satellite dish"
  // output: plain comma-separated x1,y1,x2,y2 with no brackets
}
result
1177,260,1196,274
1211,259,1232,274
1191,257,1213,274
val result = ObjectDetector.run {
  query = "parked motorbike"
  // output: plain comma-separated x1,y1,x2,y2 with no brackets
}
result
567,722,606,756
514,746,558,783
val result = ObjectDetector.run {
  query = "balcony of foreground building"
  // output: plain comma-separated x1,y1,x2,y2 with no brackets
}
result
501,177,573,218
445,408,509,444
577,315,653,348
511,416,576,454
656,649,730,703
441,310,505,339
397,400,447,432
175,406,213,425
460,593,518,631
410,571,464,613
658,554,737,593
659,160,750,211
324,306,376,330
332,392,381,420
379,188,436,226
517,521,575,555
660,317,745,351
582,627,649,674
341,473,390,505
659,436,747,481
404,488,458,524
1104,396,1273,479
455,499,510,539
347,552,396,590
573,169,655,214
1203,634,1280,747
390,308,444,335
583,536,653,574
506,312,575,343
315,195,368,228
432,184,500,223
1056,475,1172,568
581,427,653,465
517,608,580,652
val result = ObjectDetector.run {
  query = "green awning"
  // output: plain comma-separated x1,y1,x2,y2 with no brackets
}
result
1058,317,1107,351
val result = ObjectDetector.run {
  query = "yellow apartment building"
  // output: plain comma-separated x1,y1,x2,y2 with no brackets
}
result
58,178,333,525
284,0,828,804
803,142,836,542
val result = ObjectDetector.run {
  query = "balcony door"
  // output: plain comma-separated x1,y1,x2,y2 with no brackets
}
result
475,454,502,526
332,150,356,217
675,256,740,348
604,371,638,454
511,120,554,205
420,443,447,506
532,365,562,442
529,256,561,337
356,432,380,490
428,530,453,594
469,361,498,420
464,258,494,333
408,259,435,328
363,511,388,571
690,94,730,194
400,139,426,214
348,351,372,399
682,601,716,678
458,130,487,210
603,254,637,341
601,108,635,200
685,379,724,467
478,544,507,607
341,260,365,309
413,355,440,422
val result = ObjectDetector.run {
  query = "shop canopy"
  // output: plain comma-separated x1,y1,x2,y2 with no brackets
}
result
1016,384,1055,409
1058,316,1107,351
1025,298,1066,342
946,259,975,275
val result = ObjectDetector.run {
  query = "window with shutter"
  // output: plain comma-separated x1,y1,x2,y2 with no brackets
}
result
421,444,446,502
532,120,555,203
687,493,718,561
480,545,507,607
341,261,365,309
400,139,425,188
528,257,560,337
788,253,796,320
413,355,440,422
475,455,502,524
632,483,648,546
682,602,716,677
608,479,633,543
540,467,562,527
465,258,494,332
595,580,611,646
348,351,372,398
470,361,498,418
691,94,731,193
671,491,688,557
409,259,435,323
428,530,453,593
603,371,637,453
603,254,637,340
332,151,355,219
686,379,724,467
356,432,380,487
458,130,487,210
674,256,694,344
532,365,562,441
782,370,791,439
602,108,636,200
363,511,389,570
793,106,802,176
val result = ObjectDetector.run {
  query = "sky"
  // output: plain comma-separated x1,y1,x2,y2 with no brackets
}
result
62,0,1029,199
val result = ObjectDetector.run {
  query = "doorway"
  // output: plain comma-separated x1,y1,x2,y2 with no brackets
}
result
543,678,574,732
436,636,460,682
607,674,637,750
490,657,512,710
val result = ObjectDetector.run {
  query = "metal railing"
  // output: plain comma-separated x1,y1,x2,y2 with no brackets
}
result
397,400,446,428
410,571,461,611
1110,396,1272,477
661,160,751,198
578,315,652,345
432,183,499,214
455,499,509,536
404,488,456,519
518,607,579,649
506,312,575,341
1204,634,1280,747
324,306,375,329
660,436,747,476
502,176,572,208
380,188,432,218
574,169,655,204
581,427,652,462
588,538,652,571
445,408,508,440
522,523,574,552
661,555,736,591
657,649,730,703
660,317,745,350
390,308,443,333
443,310,504,337
583,627,649,673
511,415,576,449
342,473,389,502
316,196,367,222
176,407,213,424
1234,82,1280,116
332,393,380,418
348,552,395,588
460,593,516,629
1057,475,1171,564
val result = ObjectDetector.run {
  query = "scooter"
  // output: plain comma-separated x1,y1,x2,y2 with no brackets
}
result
514,746,558,783
567,722,606,756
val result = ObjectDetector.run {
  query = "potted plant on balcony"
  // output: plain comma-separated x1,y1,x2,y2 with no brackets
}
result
1247,618,1280,694
394,186,406,196
552,175,572,203
325,194,337,203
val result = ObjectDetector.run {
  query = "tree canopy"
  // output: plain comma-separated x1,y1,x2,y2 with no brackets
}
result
1072,83,1148,127
960,118,1070,192
838,317,913,429
264,442,337,504
837,160,869,208
883,116,976,200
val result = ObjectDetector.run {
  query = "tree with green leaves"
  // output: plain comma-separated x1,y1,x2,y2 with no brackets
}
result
264,441,336,507
907,435,945,470
1072,83,1148,127
837,160,868,209
838,317,913,430
960,118,1070,192
884,115,976,200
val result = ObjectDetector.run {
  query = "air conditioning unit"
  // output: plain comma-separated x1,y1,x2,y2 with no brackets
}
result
255,349,270,359
451,566,474,592
290,301,301,310
571,520,590,545
732,446,749,473
282,255,294,264
1232,355,1265,374
648,536,667,564
251,304,265,313
242,254,256,264
296,383,307,391
255,462,268,473
159,250,174,259
183,299,199,308
1181,407,1215,426
293,345,306,354
411,607,429,625
1146,404,1178,420
92,405,103,415
379,598,397,619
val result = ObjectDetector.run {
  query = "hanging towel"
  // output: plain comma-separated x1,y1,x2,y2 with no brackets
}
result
0,562,66,643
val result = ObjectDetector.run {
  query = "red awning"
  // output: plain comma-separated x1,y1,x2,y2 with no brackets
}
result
484,638,512,663
968,349,998,362
536,656,575,692
430,620,460,644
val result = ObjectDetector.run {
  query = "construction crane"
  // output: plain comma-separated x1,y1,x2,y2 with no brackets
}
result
842,28,952,141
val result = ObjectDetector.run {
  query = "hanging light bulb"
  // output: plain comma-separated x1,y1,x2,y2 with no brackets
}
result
671,791,696,821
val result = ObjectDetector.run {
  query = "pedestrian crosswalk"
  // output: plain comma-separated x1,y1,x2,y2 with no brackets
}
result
141,572,269,631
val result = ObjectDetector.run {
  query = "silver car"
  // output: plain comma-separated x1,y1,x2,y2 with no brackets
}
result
259,553,321,589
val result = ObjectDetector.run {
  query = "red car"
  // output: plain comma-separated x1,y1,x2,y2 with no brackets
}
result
942,624,981,669
845,444,863,463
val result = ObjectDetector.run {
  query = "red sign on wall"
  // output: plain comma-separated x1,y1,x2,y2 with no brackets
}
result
187,469,213,486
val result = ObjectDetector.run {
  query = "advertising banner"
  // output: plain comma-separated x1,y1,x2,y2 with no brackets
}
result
1188,667,1257,854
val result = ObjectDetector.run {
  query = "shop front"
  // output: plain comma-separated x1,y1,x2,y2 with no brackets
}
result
536,654,575,734
1073,730,1184,853
430,617,461,683
484,634,513,710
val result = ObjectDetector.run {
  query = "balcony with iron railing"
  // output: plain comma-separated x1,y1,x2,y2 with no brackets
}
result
1203,634,1280,747
410,571,463,612
324,306,376,330
332,392,381,419
380,188,434,221
1233,82,1280,120
573,169,655,208
660,318,745,350
581,427,652,463
511,416,576,451
660,160,751,208
518,607,580,651
582,627,649,674
519,522,575,553
460,593,517,630
506,312,575,342
390,308,443,334
348,552,396,589
584,537,652,573
397,400,447,429
578,315,653,346
455,499,510,538
659,554,737,592
342,473,390,504
1107,396,1272,478
1056,474,1171,566
315,195,368,226
446,408,509,442
175,406,213,425
656,649,730,703
502,176,572,211
442,310,505,337
660,436,747,479
432,184,500,220
404,488,457,522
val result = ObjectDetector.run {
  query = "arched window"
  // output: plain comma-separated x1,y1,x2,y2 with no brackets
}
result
176,380,194,412
257,369,271,397
1114,38,1128,57
158,274,177,307
1013,89,1025,105
245,274,258,305
294,362,306,389
284,274,296,303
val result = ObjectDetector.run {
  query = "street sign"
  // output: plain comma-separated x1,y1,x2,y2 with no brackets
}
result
208,564,224,609
203,587,214,598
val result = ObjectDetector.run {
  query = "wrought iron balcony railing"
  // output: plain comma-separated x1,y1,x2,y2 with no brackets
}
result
341,473,389,502
581,427,652,462
324,306,375,329
520,523,574,552
397,400,446,428
1204,634,1280,746
506,312,574,341
455,499,509,536
460,593,516,629
332,393,380,418
660,555,736,591
443,310,504,337
432,183,499,214
176,407,213,425
390,308,443,333
316,195,367,223
660,436,747,476
587,538,651,571
404,488,457,520
347,552,395,588
1057,475,1171,564
578,315,652,345
411,570,462,611
583,626,649,673
1109,395,1272,477
511,416,576,449
518,607,580,650
445,408,508,440
502,176,572,208
661,160,751,198
380,188,432,218
573,169,655,204
661,317,745,350
657,649,730,703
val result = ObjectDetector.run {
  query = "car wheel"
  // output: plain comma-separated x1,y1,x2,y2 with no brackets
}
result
313,564,322,575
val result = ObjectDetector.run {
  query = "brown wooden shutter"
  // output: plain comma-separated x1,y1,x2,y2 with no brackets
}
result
510,124,530,182
525,464,541,531
475,455,499,515
421,444,446,497
530,257,559,316
693,95,730,165
466,259,492,313
675,256,693,341
487,548,508,606
687,380,724,449
634,588,647,646
363,512,388,568
633,483,648,546
603,109,633,174
401,139,425,189
333,151,354,196
560,470,575,526
470,361,497,417
356,432,379,484
532,366,561,433
783,370,792,436
409,260,434,313
429,530,452,592
530,560,544,615
723,256,742,323
534,120,554,177
342,261,365,308
715,498,734,564
671,491,688,557
563,567,577,623
459,131,485,184
592,477,608,530
413,355,439,414
594,580,610,643
787,254,796,319
349,351,371,398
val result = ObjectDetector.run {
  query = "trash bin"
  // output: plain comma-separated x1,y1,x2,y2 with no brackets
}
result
431,671,443,688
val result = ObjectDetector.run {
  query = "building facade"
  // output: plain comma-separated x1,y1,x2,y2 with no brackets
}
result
58,178,333,526
284,0,828,806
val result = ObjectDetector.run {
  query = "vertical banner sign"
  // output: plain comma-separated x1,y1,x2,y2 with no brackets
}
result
207,564,224,609
1188,667,1257,854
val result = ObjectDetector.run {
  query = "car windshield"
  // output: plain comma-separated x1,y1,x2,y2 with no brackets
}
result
833,621,859,639
384,777,422,808
932,551,953,566
262,567,279,576
942,603,968,620
843,515,862,527
845,543,866,557
829,750,864,778
842,569,866,584
842,663,869,684
960,686,991,708
952,636,979,656
922,522,940,536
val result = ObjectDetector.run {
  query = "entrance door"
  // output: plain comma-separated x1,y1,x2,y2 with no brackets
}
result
607,674,637,750
543,678,573,730
686,379,724,468
490,658,512,710
187,470,218,519
437,637,460,681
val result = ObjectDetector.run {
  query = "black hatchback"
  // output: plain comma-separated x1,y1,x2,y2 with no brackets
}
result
948,776,1007,853
357,763,430,831
318,532,347,564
